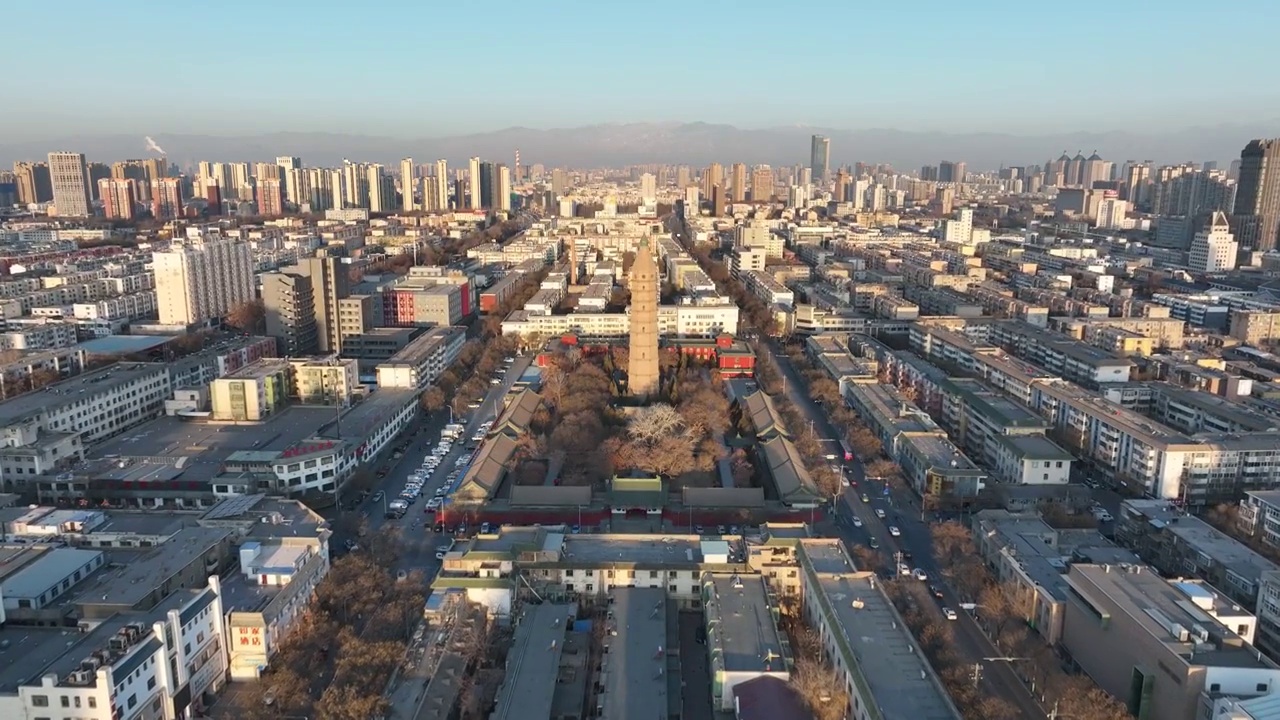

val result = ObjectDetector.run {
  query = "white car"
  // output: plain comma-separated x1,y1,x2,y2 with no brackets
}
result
435,549,447,560
874,508,886,519
913,568,928,581
888,526,901,537
943,607,958,621
897,563,912,576
852,517,863,528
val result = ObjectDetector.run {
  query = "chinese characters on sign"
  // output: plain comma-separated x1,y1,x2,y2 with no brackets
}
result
236,626,263,647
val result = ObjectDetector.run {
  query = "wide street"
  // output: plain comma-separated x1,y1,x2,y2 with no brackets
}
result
327,353,535,575
767,341,1048,720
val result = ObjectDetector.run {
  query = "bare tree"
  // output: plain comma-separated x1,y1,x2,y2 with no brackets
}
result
627,403,685,444
225,299,266,334
789,657,848,720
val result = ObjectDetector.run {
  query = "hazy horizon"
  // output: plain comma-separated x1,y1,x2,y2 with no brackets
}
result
1,121,1274,172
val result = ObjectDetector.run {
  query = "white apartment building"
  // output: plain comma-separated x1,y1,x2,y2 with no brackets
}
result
1189,211,1239,273
0,321,78,351
0,577,227,720
375,326,466,390
942,207,973,244
224,538,330,680
73,291,158,321
1096,197,1130,230
728,246,767,278
152,234,254,325
734,221,783,259
502,304,738,339
740,270,795,307
0,364,171,491
796,540,964,720
47,151,92,217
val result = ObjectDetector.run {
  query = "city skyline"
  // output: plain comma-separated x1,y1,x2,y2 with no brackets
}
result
3,121,1275,172
4,0,1278,140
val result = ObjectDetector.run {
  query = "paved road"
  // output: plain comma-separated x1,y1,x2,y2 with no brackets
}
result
326,354,534,572
766,341,1047,720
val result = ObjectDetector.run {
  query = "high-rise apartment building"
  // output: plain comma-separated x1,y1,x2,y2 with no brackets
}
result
751,165,774,202
262,272,318,356
111,159,153,201
421,159,449,211
292,255,350,354
400,158,416,211
86,162,110,201
1122,162,1151,207
47,151,92,216
256,178,285,216
367,165,396,213
153,234,255,325
935,187,955,216
1233,139,1280,251
285,167,310,207
434,160,449,209
711,184,726,216
469,157,482,209
683,186,700,217
151,177,184,219
938,160,966,184
834,170,851,203
498,164,512,212
276,156,301,171
943,207,973,243
342,160,369,209
13,161,52,204
1095,197,1129,230
229,162,252,200
810,135,830,182
98,179,137,220
254,162,281,181
551,168,569,198
1188,211,1238,273
142,157,166,182
1081,152,1112,188
676,166,691,189
702,163,723,199
208,162,233,196
640,173,657,205
730,163,747,203
202,179,222,214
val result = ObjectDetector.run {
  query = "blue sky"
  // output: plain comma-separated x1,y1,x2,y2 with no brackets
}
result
5,0,1278,138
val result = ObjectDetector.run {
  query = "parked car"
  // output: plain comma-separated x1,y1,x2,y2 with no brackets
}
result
913,568,928,581
929,584,944,599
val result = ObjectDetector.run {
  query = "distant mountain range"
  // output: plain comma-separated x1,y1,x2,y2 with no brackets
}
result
3,121,1277,171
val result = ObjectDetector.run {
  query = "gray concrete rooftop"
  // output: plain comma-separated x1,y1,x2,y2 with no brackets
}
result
600,587,668,720
489,603,575,720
